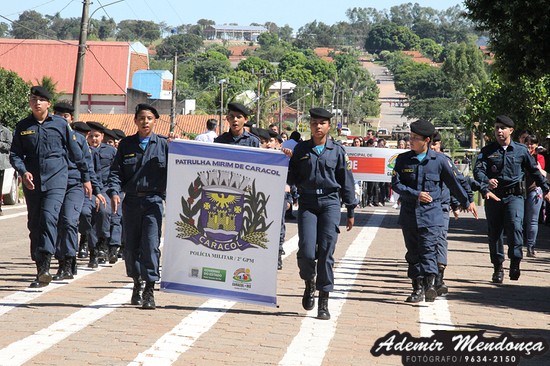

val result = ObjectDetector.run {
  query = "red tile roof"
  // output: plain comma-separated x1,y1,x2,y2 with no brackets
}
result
77,113,227,137
401,50,440,66
0,39,148,95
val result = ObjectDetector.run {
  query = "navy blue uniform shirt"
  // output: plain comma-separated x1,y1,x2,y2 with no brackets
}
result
474,141,549,196
287,138,357,215
10,113,90,191
214,130,260,147
92,143,117,188
69,133,101,194
392,149,469,228
107,133,168,197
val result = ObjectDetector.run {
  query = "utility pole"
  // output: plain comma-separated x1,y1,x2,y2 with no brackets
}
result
219,79,226,135
170,52,178,134
72,0,90,121
278,79,284,132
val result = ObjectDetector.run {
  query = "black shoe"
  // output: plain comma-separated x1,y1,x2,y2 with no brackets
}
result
77,236,89,258
405,278,424,303
37,254,53,285
29,277,49,288
424,275,437,302
302,279,316,311
71,257,78,275
492,264,504,283
317,291,330,320
52,260,65,281
131,278,143,305
509,259,521,280
526,247,536,258
108,246,119,264
435,266,448,296
88,249,98,268
142,282,156,310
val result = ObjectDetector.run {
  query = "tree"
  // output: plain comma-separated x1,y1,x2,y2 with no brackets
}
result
441,42,488,97
364,22,419,52
277,25,293,42
236,56,275,75
115,20,160,43
96,16,116,40
0,22,8,38
418,38,443,61
47,14,80,40
155,34,203,59
0,68,30,130
464,0,549,80
11,11,50,39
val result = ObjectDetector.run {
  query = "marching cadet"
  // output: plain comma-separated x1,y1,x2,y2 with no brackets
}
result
73,122,93,259
9,86,92,288
86,122,117,267
214,102,260,147
430,132,474,295
473,115,550,283
51,102,105,280
109,128,126,261
286,107,357,320
107,104,170,310
392,120,477,303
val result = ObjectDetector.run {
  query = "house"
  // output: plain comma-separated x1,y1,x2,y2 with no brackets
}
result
77,113,228,138
0,39,152,114
204,25,268,42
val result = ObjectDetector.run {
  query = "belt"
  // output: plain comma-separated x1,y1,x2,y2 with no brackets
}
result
493,184,521,197
299,187,339,195
127,191,162,197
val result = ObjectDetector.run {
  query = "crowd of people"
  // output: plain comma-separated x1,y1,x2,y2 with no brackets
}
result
3,85,549,319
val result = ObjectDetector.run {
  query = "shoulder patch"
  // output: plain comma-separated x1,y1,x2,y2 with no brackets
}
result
20,130,35,136
124,153,136,158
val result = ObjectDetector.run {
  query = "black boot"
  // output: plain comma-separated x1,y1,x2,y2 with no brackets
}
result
97,239,107,264
108,245,119,264
52,259,65,281
435,266,448,296
142,282,156,310
317,291,330,320
77,235,89,258
29,262,46,288
405,277,424,303
63,257,74,279
131,277,143,305
302,279,316,311
509,259,521,280
88,249,98,268
424,274,437,302
31,254,52,287
277,250,283,270
492,263,504,283
71,256,78,275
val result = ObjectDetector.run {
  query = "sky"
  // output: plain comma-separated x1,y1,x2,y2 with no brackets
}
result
2,0,465,32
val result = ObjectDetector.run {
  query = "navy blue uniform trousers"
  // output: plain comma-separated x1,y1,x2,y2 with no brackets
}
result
485,194,524,265
24,187,65,261
55,182,85,259
122,194,163,282
297,192,341,292
402,225,442,279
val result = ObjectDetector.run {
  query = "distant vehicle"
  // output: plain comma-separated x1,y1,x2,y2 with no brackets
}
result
340,127,351,136
377,128,390,136
1,167,19,205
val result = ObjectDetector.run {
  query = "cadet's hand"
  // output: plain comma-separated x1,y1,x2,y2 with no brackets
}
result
112,195,121,214
418,191,432,203
485,191,501,202
467,202,478,219
168,132,179,142
452,209,460,220
544,191,550,202
346,217,354,231
488,178,499,189
83,181,92,200
284,184,291,193
22,172,35,190
281,148,293,158
95,193,107,211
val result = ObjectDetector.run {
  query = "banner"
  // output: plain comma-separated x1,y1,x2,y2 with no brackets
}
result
345,147,409,182
161,140,288,307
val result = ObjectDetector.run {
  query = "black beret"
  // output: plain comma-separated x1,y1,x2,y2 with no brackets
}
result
244,121,254,128
227,102,251,117
432,131,442,142
410,119,435,138
30,86,52,101
267,129,279,138
71,121,91,133
112,128,126,139
103,128,118,141
250,127,270,140
135,103,160,118
309,107,333,119
86,121,105,132
495,115,514,128
53,102,74,114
